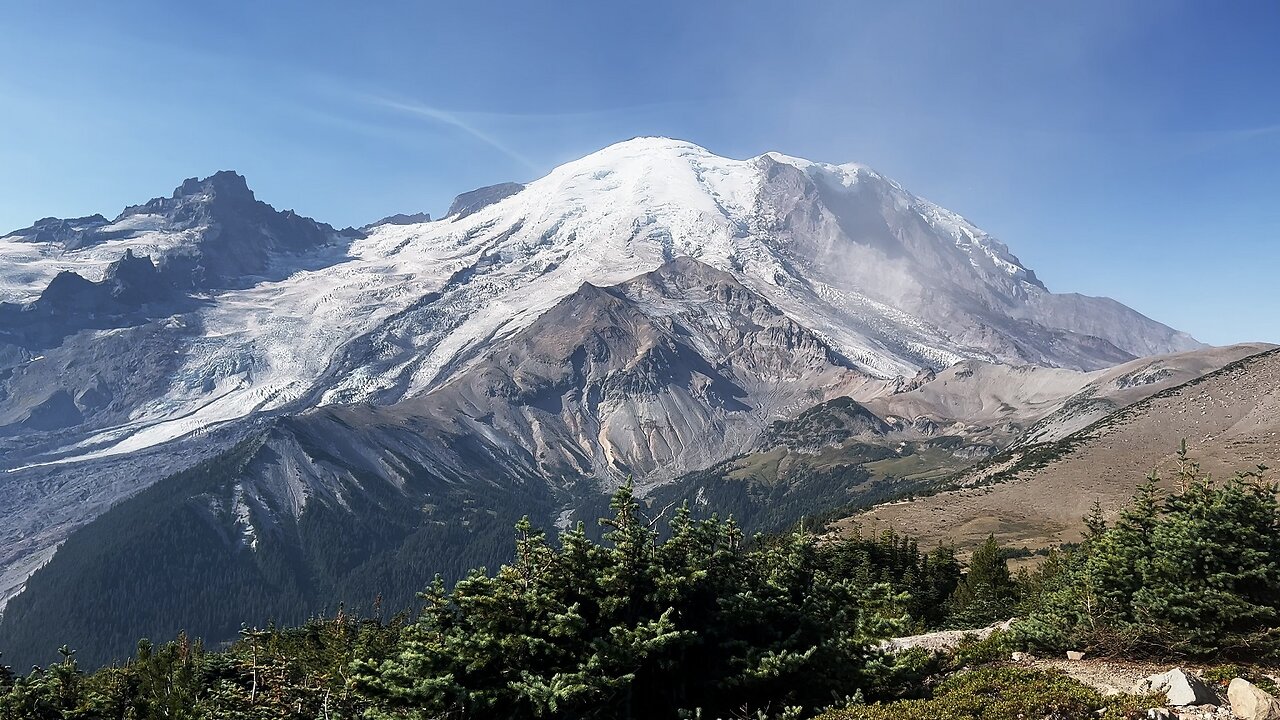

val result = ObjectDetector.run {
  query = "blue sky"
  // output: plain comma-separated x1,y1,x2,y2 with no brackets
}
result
2,1,1277,345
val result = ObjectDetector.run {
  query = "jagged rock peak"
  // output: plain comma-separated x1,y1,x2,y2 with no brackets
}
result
103,248,159,283
365,212,431,229
172,170,255,202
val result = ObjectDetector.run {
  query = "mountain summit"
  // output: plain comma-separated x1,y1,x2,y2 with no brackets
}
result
0,139,1200,469
316,137,1197,405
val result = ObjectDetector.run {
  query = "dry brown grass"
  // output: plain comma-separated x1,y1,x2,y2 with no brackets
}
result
836,348,1280,554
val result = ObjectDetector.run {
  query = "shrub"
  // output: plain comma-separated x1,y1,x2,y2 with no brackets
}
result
817,666,1153,720
1202,664,1279,695
947,630,1014,671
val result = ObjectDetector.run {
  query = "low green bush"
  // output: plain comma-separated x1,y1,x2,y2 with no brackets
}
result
1202,664,1279,695
818,666,1154,720
947,630,1014,671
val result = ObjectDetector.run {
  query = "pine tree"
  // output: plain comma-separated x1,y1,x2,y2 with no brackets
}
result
1131,458,1280,656
947,535,1017,628
1085,472,1161,622
0,654,12,693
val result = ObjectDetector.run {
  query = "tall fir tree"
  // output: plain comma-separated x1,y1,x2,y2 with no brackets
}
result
947,535,1017,628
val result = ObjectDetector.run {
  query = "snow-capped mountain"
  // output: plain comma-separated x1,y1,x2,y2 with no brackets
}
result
0,137,1203,616
0,138,1198,470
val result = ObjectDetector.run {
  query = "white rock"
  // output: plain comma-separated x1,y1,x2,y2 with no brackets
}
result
1140,668,1218,707
1227,678,1280,720
1067,650,1086,661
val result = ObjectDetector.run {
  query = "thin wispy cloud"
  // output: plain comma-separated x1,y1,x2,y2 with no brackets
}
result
369,97,539,170
305,73,700,173
1155,122,1280,157
1226,123,1280,142
431,100,697,123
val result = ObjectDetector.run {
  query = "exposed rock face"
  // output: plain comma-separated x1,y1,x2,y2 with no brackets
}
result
34,249,174,310
333,257,877,488
5,214,110,246
878,621,1009,653
445,182,524,218
128,170,353,290
757,396,890,452
893,367,937,394
1228,678,1280,720
0,250,182,349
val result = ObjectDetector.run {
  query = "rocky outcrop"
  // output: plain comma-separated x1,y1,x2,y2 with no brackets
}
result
878,620,1012,653
446,182,524,218
364,211,431,229
3,214,109,247
390,257,876,486
758,396,890,452
138,171,352,290
893,367,937,394
0,250,183,348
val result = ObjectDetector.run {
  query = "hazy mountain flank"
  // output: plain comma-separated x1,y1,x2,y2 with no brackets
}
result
844,344,1280,553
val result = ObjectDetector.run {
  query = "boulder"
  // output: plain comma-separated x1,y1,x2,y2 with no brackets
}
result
1228,678,1280,720
1136,668,1218,706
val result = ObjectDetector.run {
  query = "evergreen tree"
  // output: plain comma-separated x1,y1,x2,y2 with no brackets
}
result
1016,451,1280,660
1085,472,1161,620
352,481,909,719
946,535,1017,628
1131,458,1280,656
